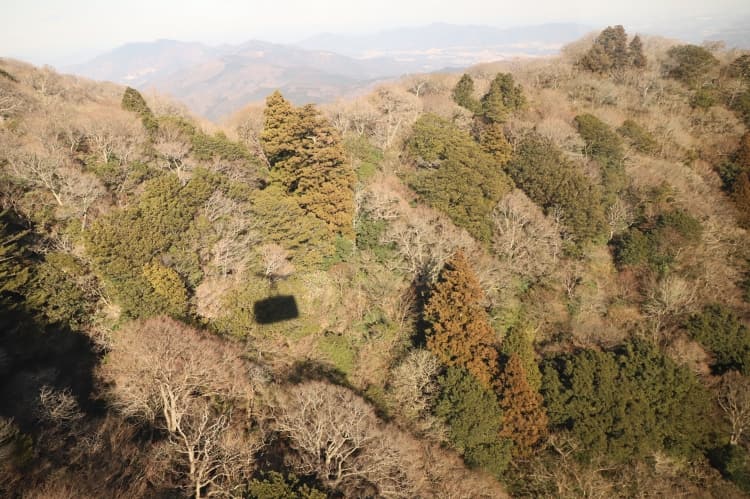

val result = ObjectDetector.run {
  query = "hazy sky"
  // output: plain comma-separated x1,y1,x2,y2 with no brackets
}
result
3,0,750,65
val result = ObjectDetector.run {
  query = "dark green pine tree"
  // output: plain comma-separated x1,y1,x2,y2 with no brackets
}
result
481,73,525,123
579,25,630,73
435,366,511,477
452,73,480,113
121,87,158,134
629,35,647,69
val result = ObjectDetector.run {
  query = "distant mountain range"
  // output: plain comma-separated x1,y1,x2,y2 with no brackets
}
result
67,23,594,121
297,22,592,57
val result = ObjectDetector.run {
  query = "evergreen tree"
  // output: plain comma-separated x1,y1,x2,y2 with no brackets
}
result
142,260,189,318
260,93,355,237
261,91,300,185
665,44,719,86
481,73,525,123
506,133,607,245
452,73,480,113
479,122,513,165
495,354,548,457
435,367,511,476
574,113,627,206
121,87,158,134
407,114,512,242
424,251,498,387
293,105,355,238
579,25,631,73
629,35,647,69
501,327,542,391
687,304,750,374
542,340,711,462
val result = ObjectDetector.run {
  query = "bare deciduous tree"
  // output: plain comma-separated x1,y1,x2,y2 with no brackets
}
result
82,109,142,165
202,192,259,276
155,123,192,184
272,381,412,497
492,190,561,279
0,86,24,117
59,168,106,228
37,386,84,429
259,243,294,282
100,317,258,498
387,350,445,439
101,317,252,431
718,371,750,446
369,87,420,149
643,275,696,342
165,402,256,499
5,149,66,206
605,197,633,240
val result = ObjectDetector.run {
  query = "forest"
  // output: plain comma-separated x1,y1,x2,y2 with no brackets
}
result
1,25,750,497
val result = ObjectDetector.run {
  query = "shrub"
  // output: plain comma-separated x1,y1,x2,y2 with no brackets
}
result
617,119,658,155
691,87,718,109
664,45,719,86
247,472,326,499
709,444,750,493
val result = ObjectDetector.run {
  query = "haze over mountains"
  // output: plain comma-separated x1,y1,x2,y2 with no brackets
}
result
68,19,750,121
68,23,593,120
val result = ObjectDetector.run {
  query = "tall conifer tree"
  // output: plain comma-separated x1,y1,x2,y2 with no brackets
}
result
424,251,498,387
260,92,355,237
452,73,480,113
495,354,548,457
629,35,647,69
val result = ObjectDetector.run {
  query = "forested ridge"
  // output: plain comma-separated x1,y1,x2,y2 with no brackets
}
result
2,25,750,497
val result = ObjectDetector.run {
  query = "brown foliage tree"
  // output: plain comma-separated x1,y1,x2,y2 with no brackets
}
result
424,251,498,387
495,354,548,457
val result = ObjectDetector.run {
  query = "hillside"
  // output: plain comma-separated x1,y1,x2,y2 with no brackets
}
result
2,25,750,498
